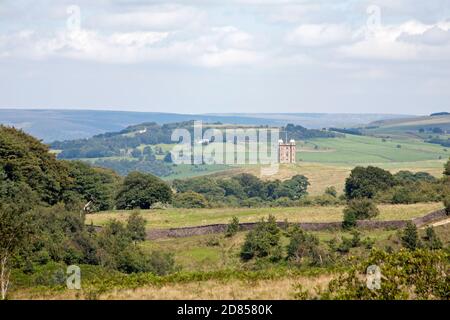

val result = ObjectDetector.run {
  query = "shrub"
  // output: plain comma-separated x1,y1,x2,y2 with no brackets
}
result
444,157,450,176
342,199,379,229
326,249,449,300
225,216,240,237
444,195,450,215
423,227,443,250
147,251,177,276
286,227,325,266
401,222,421,251
324,186,337,198
342,210,357,230
240,215,281,261
126,211,147,243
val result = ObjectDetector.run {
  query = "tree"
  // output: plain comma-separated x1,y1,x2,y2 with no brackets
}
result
116,172,173,209
0,126,71,205
275,175,309,200
127,211,147,243
345,166,395,199
163,152,172,163
423,227,442,250
324,186,337,198
342,199,379,229
287,227,324,266
401,222,420,250
444,194,450,215
0,204,30,299
444,157,450,176
172,191,209,208
63,161,119,211
240,215,281,261
225,216,240,237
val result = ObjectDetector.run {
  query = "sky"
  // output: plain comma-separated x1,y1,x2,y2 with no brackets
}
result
0,0,449,115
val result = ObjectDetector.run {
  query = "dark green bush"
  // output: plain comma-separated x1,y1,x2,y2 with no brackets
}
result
225,216,240,237
240,215,281,261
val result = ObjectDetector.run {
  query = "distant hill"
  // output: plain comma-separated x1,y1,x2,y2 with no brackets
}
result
363,114,450,146
0,109,413,142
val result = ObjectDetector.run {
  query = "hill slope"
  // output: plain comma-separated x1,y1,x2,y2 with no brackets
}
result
0,109,413,142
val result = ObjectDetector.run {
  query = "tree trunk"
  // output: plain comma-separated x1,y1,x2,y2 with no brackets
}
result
0,255,11,300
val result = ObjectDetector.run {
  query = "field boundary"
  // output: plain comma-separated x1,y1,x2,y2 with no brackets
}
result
146,209,448,240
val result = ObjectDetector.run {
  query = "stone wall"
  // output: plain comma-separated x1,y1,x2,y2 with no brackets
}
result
146,209,448,240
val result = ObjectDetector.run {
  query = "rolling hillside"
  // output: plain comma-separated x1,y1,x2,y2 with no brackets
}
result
0,109,413,142
363,114,450,139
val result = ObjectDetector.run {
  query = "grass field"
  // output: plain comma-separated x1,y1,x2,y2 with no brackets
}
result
86,202,443,230
296,135,449,164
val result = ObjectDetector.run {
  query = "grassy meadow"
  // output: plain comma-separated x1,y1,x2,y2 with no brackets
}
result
86,202,443,230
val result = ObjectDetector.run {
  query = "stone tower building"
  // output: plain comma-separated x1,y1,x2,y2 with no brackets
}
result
278,139,296,163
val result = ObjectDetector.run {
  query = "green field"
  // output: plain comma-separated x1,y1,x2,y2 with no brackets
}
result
296,135,449,164
86,202,443,229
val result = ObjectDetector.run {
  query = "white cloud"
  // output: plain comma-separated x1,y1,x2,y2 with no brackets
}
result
285,24,357,47
94,4,206,31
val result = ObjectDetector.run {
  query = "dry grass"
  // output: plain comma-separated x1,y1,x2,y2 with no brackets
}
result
10,274,333,300
101,275,334,300
215,161,445,196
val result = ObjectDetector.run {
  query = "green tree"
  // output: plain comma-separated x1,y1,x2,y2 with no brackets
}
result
63,161,119,211
342,199,379,229
401,222,421,250
324,186,337,198
225,216,240,237
275,175,309,200
444,157,450,176
444,194,450,215
345,166,395,199
0,126,71,205
287,226,324,266
116,172,172,209
240,215,281,261
423,227,442,250
126,211,147,243
172,191,209,208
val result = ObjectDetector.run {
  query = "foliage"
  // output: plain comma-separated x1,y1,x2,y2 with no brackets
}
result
240,215,281,261
286,227,325,266
115,172,173,209
324,186,337,197
342,199,379,229
63,161,119,211
445,195,450,215
326,249,449,300
0,125,71,205
172,174,309,207
225,216,240,238
93,158,173,177
423,227,443,250
173,191,209,208
345,166,395,199
445,157,450,176
0,204,31,299
126,211,147,243
401,222,421,251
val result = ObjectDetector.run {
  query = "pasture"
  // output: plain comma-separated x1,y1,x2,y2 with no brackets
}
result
86,202,443,229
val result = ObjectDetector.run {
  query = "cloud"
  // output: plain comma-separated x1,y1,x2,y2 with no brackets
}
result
339,21,450,61
398,25,450,46
94,4,206,31
285,24,357,47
